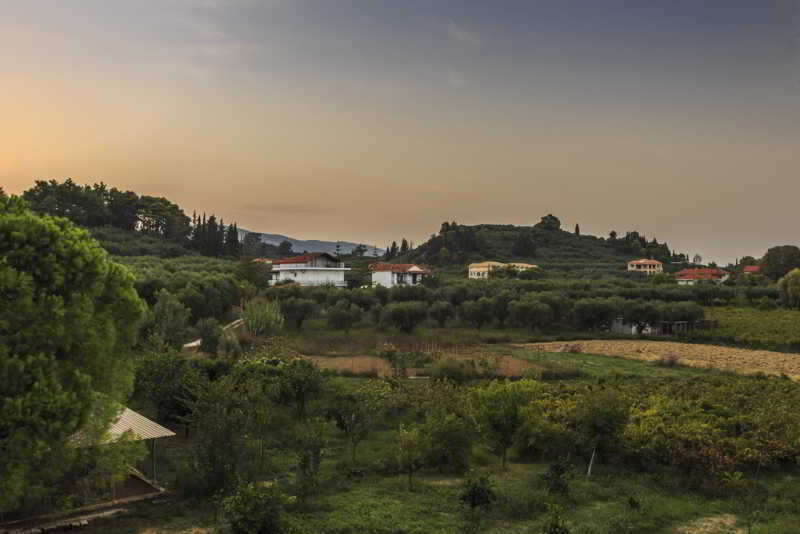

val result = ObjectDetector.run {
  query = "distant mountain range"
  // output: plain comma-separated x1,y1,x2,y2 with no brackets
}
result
238,229,383,257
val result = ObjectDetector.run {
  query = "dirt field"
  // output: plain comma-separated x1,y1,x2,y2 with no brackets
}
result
519,340,800,379
306,353,538,378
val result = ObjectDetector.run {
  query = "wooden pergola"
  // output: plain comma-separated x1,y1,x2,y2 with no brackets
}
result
105,407,176,483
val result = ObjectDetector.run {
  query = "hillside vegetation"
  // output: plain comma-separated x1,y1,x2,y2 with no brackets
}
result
400,216,685,269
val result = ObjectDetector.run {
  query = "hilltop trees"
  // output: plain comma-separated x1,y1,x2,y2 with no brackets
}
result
535,214,561,231
0,199,146,514
23,179,191,242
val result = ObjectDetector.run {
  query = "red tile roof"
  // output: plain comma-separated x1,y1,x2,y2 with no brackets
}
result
676,268,729,280
273,252,338,265
370,262,429,274
743,266,760,274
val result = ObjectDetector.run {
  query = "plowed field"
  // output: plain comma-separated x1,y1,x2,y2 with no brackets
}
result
518,340,800,378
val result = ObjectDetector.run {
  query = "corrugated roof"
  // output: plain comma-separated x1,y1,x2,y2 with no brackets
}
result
108,408,176,441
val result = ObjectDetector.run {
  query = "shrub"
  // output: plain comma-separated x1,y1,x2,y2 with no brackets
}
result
459,297,495,330
509,299,554,331
221,481,293,534
327,299,363,334
279,298,316,330
427,358,479,384
219,331,243,358
429,300,455,327
381,301,428,333
198,318,223,355
241,297,285,336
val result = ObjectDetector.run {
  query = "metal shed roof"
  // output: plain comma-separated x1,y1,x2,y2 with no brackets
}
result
107,408,176,441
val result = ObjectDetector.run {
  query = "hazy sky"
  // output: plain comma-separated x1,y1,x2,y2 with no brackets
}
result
2,0,798,263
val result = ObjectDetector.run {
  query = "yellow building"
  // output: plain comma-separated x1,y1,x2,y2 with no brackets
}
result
468,261,538,279
627,258,663,275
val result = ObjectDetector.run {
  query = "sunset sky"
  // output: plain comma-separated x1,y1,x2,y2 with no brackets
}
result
2,0,798,263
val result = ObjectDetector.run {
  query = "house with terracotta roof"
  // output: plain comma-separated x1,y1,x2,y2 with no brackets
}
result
742,265,761,275
270,252,350,287
675,268,730,285
627,258,663,275
370,262,429,288
468,261,538,279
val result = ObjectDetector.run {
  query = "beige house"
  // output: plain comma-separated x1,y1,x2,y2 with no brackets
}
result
468,261,537,279
627,258,663,275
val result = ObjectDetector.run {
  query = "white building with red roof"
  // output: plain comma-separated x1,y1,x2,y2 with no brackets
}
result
675,268,730,285
370,262,429,288
627,258,663,275
271,252,350,287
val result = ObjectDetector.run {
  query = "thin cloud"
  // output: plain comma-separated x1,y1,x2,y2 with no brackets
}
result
447,19,482,46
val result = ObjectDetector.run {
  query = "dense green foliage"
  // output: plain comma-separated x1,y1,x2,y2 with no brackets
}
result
0,200,145,514
403,220,685,266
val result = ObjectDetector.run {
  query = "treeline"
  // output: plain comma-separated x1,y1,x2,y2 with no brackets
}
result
403,216,686,266
21,179,251,258
257,282,706,336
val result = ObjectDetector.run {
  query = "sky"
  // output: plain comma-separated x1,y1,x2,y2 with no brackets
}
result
1,0,798,263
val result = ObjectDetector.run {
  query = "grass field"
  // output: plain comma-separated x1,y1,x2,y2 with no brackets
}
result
518,340,800,378
697,307,800,352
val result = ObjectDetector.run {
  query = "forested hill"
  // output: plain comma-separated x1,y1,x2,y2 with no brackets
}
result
397,215,686,267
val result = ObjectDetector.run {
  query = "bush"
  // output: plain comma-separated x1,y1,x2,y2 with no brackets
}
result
221,481,293,534
198,318,223,355
327,299,363,334
241,297,285,336
429,300,455,327
381,301,428,333
459,297,495,330
279,298,317,330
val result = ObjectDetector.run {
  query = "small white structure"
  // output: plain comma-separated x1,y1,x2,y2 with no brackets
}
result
370,262,429,288
627,259,663,275
271,253,350,287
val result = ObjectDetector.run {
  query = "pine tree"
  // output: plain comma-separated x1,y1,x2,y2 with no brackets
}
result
400,238,409,255
224,222,240,257
574,224,580,236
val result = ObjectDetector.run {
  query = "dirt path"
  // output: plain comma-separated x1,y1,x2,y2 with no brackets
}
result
518,340,800,378
673,514,743,534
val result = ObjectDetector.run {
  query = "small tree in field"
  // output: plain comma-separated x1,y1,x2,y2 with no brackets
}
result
279,298,316,330
326,380,389,465
470,380,541,469
460,297,494,330
327,299,362,334
429,300,455,327
574,390,629,476
509,299,554,331
270,358,325,420
381,301,428,333
491,290,513,327
294,417,329,503
221,481,293,534
395,424,425,491
198,317,224,355
459,472,498,533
